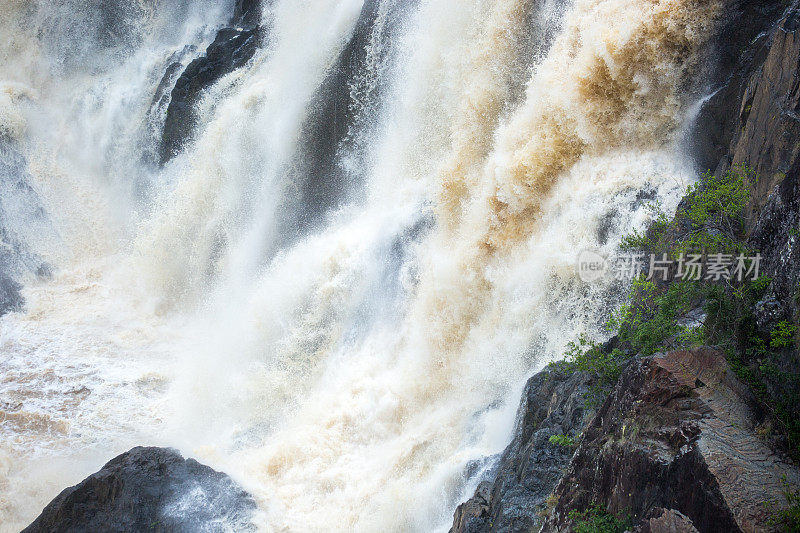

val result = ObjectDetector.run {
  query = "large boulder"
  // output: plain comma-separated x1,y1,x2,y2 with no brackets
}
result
543,348,800,533
450,369,599,533
23,447,257,533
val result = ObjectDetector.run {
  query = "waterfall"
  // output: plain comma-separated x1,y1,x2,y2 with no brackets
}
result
0,0,721,530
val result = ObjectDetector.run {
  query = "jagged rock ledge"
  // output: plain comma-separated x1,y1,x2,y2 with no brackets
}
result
158,0,263,165
23,447,256,533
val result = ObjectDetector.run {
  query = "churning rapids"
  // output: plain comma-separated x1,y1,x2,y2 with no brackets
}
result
1,0,723,530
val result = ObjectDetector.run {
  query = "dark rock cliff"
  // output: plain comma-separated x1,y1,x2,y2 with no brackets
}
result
690,0,789,173
729,5,800,215
23,447,256,533
278,0,410,240
451,345,800,532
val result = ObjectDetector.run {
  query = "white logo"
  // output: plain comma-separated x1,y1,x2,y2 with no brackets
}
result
577,250,607,283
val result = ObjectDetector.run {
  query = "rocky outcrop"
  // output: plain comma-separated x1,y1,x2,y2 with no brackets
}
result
450,369,599,533
158,0,264,165
543,348,800,532
749,161,800,329
23,447,256,533
734,0,800,326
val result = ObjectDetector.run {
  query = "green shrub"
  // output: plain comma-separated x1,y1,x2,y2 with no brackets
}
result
771,321,797,349
749,275,773,298
609,166,800,459
674,168,752,256
554,166,800,460
549,434,577,448
610,277,708,355
547,336,631,408
568,504,630,533
548,336,628,386
620,201,670,252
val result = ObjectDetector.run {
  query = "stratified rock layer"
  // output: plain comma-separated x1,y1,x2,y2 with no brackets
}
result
23,447,256,533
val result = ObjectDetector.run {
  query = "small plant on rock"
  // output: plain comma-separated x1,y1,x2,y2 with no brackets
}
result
548,434,577,448
568,504,630,533
771,321,797,349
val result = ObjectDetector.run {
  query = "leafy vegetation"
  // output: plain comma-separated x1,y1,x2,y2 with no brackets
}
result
768,478,800,532
771,321,797,349
607,166,800,459
549,434,577,448
546,335,630,407
546,166,800,529
568,504,630,533
607,277,708,356
675,168,752,255
556,167,800,458
620,201,670,252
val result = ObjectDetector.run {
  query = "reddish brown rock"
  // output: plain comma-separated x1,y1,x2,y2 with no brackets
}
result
543,348,800,533
635,508,700,533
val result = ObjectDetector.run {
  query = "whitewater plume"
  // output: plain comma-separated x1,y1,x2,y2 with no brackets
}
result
0,0,724,531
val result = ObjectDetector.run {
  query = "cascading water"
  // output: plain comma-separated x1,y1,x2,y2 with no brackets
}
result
0,0,722,530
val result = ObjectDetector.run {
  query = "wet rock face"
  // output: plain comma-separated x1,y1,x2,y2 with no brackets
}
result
282,0,407,239
731,3,800,213
234,0,262,29
291,0,384,219
159,27,261,165
689,0,788,173
750,165,800,321
23,447,257,533
730,0,800,331
158,0,264,165
543,349,800,533
0,271,23,316
450,369,598,533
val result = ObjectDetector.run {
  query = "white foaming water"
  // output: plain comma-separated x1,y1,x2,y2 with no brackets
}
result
0,0,719,531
